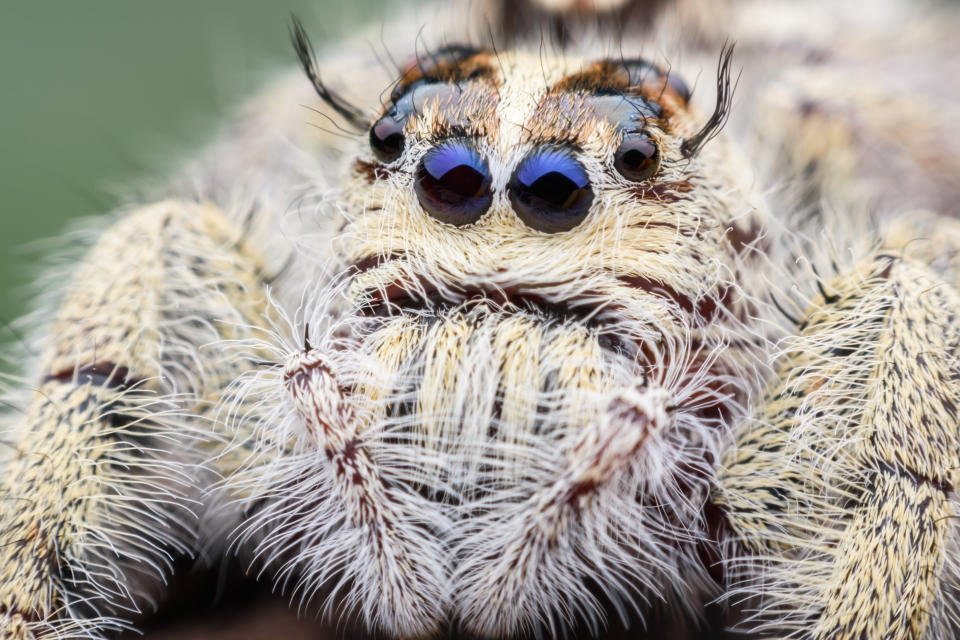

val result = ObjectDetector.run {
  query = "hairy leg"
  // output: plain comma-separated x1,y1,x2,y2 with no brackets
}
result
450,383,677,638
718,247,960,639
227,336,451,639
0,201,272,639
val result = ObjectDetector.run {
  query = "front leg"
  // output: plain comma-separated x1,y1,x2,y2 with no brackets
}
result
451,383,674,638
227,339,452,638
0,201,272,638
717,249,960,639
448,337,734,639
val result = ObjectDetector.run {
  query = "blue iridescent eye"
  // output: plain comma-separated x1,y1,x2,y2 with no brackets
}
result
415,140,492,226
508,148,594,233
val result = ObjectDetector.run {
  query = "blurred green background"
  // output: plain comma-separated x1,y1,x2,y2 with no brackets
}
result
0,0,392,323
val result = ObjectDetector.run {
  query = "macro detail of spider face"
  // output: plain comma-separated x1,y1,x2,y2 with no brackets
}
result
344,45,743,327
364,49,683,236
6,5,958,640
299,42,760,638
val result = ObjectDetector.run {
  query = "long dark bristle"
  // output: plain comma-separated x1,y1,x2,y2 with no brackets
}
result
290,15,369,131
681,42,737,159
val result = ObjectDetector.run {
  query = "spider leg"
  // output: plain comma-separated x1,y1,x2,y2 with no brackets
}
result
718,249,960,639
0,201,272,639
451,383,695,638
229,341,451,639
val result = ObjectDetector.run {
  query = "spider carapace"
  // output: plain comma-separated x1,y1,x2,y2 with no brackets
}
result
2,1,960,639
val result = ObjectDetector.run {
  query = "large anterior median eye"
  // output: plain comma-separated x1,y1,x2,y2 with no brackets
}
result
508,148,594,233
415,140,493,226
614,132,660,182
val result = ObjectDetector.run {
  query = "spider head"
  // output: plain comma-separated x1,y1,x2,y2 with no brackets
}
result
311,45,766,638
340,46,758,357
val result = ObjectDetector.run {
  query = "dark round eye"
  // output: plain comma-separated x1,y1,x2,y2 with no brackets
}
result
370,115,405,163
614,132,660,182
415,140,492,226
508,148,594,233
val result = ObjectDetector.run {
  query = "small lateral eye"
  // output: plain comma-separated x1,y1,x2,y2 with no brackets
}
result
370,115,405,163
415,140,493,226
614,132,660,182
508,148,594,233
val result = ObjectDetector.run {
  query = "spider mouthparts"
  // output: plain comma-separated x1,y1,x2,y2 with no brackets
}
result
355,268,622,321
354,272,641,357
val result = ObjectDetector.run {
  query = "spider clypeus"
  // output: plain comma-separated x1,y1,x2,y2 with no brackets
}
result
2,0,960,639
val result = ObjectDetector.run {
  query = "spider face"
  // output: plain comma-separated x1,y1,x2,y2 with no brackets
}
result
342,47,759,381
311,47,768,636
6,4,959,640
345,47,758,328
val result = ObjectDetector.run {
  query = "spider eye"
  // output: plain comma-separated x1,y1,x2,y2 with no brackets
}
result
415,140,492,226
508,148,594,233
370,115,405,162
614,132,660,182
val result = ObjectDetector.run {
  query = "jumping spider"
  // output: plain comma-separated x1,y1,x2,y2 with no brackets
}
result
3,0,960,639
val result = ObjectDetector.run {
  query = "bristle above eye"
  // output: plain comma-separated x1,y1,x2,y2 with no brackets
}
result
391,44,492,103
290,15,369,131
681,43,737,159
412,44,486,77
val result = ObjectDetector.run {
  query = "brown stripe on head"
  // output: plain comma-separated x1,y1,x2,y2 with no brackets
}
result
553,58,690,107
521,91,607,147
352,159,393,185
392,46,499,102
522,58,691,147
380,46,503,142
551,59,635,94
